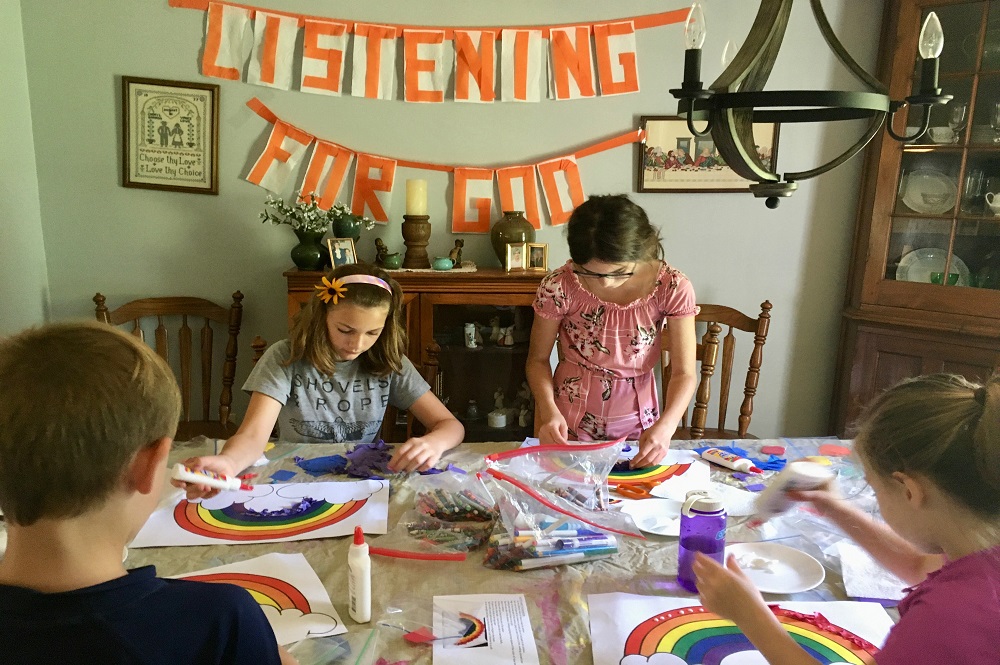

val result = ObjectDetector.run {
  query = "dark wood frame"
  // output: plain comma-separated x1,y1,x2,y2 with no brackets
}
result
122,76,219,195
637,115,779,193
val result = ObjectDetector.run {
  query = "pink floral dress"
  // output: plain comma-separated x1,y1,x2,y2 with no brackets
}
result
533,260,698,440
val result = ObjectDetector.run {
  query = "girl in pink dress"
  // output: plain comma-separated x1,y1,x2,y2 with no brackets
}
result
694,373,1000,665
526,194,698,467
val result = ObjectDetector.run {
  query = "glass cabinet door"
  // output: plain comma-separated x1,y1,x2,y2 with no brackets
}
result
892,2,1000,293
427,299,536,442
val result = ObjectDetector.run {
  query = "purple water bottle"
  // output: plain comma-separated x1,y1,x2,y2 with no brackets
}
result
677,490,726,593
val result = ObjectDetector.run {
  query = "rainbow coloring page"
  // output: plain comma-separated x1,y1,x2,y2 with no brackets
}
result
130,480,389,547
609,447,709,489
433,594,540,665
588,593,893,665
173,553,345,645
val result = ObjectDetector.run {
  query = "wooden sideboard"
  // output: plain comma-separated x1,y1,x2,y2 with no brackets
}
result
285,267,546,442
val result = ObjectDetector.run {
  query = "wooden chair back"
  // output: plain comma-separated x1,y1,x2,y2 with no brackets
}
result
663,301,772,439
93,291,245,441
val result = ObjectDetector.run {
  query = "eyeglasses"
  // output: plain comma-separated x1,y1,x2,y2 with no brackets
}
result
572,264,636,280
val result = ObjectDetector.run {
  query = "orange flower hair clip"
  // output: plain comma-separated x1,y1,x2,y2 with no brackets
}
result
315,276,348,304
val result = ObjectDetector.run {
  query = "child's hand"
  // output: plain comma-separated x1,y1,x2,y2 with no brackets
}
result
172,455,238,500
693,553,769,624
389,437,443,473
786,478,842,515
633,422,675,467
537,412,569,445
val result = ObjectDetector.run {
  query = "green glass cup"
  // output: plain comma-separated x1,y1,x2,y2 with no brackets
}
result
929,271,960,285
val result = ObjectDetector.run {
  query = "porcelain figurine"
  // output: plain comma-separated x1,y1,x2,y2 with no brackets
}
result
489,316,502,344
494,387,505,411
519,406,530,428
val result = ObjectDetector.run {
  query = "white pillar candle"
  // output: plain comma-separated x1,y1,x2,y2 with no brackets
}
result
405,179,428,215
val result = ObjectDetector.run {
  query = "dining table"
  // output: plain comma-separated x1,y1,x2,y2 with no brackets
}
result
115,437,883,664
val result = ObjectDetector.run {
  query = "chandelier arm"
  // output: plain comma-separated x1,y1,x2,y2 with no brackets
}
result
711,0,792,93
685,114,713,137
712,109,779,183
809,0,888,94
783,113,886,182
885,104,931,142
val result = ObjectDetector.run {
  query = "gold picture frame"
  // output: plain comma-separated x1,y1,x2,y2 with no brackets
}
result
526,243,548,271
122,76,219,194
505,242,526,272
327,237,357,267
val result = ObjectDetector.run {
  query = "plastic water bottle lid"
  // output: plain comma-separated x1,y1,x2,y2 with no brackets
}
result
682,489,725,515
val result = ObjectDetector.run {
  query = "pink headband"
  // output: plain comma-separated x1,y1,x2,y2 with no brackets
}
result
338,274,393,293
314,274,393,305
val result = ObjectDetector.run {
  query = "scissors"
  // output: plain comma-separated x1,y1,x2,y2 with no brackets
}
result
612,481,659,500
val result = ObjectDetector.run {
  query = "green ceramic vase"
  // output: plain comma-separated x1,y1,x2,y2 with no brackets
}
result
291,229,327,271
490,211,535,266
332,216,362,243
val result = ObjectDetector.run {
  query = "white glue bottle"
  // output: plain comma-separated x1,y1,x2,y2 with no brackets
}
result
348,525,372,623
749,461,836,527
700,448,763,473
170,463,253,491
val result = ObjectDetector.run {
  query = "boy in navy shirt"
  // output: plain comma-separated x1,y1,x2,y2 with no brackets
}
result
0,322,295,664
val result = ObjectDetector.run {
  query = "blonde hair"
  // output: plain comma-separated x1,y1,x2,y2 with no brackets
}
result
853,372,1000,519
0,321,182,525
287,263,406,377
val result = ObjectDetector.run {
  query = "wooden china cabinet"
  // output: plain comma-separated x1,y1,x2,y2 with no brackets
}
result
285,267,545,442
833,0,1000,434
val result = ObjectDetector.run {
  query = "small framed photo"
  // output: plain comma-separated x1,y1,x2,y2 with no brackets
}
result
637,115,780,193
122,76,219,194
505,242,526,272
327,238,357,267
526,243,548,271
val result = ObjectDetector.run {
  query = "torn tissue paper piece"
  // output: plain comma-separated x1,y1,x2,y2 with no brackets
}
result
735,553,778,573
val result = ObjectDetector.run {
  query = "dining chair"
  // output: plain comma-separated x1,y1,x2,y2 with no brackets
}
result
662,300,773,439
93,291,245,441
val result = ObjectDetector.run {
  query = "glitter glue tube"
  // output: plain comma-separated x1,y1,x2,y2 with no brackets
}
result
700,448,764,474
170,463,254,491
748,461,836,528
348,526,372,623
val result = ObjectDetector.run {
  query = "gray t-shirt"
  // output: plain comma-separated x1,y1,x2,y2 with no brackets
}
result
243,339,429,443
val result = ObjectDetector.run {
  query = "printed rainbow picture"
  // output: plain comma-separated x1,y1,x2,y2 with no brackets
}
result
131,480,389,547
588,593,894,665
607,462,692,487
183,572,314,614
174,553,346,646
454,612,489,647
173,495,364,541
624,605,878,665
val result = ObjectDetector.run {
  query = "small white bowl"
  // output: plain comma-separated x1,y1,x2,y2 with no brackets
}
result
928,127,955,143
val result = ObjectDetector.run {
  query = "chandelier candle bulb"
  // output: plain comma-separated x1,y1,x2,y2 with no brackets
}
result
682,2,706,89
700,448,763,474
405,179,427,216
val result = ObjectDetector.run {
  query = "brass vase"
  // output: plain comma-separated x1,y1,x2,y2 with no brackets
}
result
490,211,535,266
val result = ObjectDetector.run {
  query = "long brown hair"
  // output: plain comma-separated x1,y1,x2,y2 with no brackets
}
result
287,264,406,377
853,372,1000,519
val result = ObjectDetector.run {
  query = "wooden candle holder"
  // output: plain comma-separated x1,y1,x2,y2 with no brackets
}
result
401,214,432,269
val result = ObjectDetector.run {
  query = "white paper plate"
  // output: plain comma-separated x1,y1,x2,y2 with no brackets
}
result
900,169,957,214
896,247,971,286
727,542,826,593
618,498,682,536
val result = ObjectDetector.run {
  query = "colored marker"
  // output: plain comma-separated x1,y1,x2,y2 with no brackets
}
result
171,463,254,491
513,551,614,570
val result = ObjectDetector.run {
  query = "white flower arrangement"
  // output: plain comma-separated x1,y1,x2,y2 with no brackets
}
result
260,192,375,234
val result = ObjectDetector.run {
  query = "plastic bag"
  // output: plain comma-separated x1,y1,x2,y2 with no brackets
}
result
482,440,642,570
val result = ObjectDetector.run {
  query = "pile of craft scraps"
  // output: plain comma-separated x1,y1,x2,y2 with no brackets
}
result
294,441,465,480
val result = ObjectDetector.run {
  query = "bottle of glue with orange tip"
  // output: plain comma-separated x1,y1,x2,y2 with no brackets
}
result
700,447,764,474
170,463,254,491
348,526,372,623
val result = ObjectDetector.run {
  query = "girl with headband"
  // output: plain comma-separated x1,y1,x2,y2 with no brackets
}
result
180,264,464,498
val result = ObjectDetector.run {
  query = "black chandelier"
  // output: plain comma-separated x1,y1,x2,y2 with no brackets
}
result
669,0,953,208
